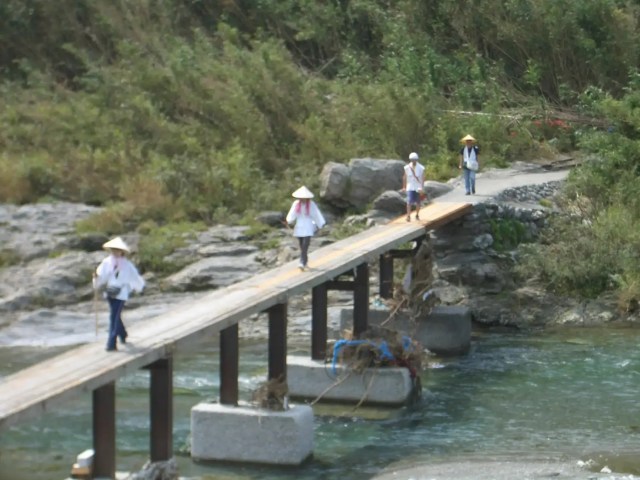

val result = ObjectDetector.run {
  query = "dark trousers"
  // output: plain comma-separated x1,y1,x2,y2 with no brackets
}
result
298,236,311,266
107,297,128,349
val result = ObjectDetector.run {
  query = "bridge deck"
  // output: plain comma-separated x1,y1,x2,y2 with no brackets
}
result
0,201,471,430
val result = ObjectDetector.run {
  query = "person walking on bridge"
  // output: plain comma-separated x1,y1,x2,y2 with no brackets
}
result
402,152,425,221
286,186,326,270
93,237,145,351
459,134,480,195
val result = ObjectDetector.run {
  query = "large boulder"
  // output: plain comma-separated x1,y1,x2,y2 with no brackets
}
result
320,158,405,210
372,191,405,214
162,252,261,292
0,203,102,261
0,251,102,312
423,180,454,200
319,162,350,208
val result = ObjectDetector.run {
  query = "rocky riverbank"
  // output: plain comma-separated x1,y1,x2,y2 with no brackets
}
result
0,162,636,350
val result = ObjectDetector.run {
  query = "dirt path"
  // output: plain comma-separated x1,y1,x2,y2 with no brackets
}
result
440,160,570,204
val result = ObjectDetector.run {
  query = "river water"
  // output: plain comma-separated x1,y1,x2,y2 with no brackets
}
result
1,326,640,479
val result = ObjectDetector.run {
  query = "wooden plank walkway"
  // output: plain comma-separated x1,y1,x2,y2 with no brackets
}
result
0,201,471,431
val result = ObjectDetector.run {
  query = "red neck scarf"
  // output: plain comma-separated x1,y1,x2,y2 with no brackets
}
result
295,199,310,215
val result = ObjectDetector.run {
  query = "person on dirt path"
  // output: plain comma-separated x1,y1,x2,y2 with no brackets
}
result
285,186,326,270
459,134,480,195
93,237,145,351
402,152,426,222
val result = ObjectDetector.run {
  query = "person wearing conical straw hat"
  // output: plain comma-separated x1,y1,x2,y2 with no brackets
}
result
458,134,480,195
286,186,326,270
402,152,425,222
92,236,145,351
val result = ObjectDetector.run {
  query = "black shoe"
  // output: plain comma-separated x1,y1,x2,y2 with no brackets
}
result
465,192,470,195
106,346,118,352
120,336,127,344
472,189,476,194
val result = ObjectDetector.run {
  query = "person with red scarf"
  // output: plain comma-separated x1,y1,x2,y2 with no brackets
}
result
285,186,326,270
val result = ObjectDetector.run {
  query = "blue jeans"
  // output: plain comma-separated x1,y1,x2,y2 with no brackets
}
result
107,297,127,349
463,167,476,193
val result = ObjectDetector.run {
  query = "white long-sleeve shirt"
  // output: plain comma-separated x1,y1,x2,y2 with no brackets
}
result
286,200,326,237
93,254,145,301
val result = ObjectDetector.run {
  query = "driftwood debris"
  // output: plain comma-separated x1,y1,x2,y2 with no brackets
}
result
251,375,289,411
408,237,438,318
329,325,424,379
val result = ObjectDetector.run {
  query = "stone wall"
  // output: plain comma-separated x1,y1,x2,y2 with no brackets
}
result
428,181,633,327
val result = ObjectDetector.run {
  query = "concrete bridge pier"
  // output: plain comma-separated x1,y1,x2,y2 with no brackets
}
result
340,306,472,356
68,356,176,480
288,261,417,406
190,302,314,466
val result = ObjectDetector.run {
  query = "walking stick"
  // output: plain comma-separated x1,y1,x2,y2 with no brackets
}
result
281,219,292,231
93,274,99,338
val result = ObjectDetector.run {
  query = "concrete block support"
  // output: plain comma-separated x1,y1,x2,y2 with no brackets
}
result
190,403,313,465
421,306,471,355
287,356,414,406
340,305,472,356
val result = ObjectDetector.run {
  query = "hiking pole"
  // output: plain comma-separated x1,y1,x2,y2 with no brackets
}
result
92,273,99,338
281,219,292,231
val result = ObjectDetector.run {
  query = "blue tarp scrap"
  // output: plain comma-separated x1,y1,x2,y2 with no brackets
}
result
331,336,416,375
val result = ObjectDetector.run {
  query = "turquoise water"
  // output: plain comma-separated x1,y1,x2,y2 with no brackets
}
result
1,327,640,479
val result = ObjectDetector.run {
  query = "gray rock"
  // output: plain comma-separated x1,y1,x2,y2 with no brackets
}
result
196,225,251,243
63,233,110,252
320,159,404,210
319,162,350,208
197,243,259,257
256,211,286,228
366,210,397,225
0,202,102,260
423,180,454,199
348,158,404,209
132,458,178,480
163,254,261,292
472,233,494,249
436,252,506,293
372,190,405,214
0,251,102,312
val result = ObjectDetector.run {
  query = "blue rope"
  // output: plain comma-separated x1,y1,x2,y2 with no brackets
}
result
331,338,414,374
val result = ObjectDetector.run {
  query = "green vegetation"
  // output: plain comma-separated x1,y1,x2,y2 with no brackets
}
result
136,221,206,274
490,219,528,252
1,0,639,307
0,249,21,268
330,222,369,241
518,80,640,309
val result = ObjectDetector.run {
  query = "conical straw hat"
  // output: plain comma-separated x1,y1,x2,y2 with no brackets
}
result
291,186,314,199
460,134,476,143
102,236,131,253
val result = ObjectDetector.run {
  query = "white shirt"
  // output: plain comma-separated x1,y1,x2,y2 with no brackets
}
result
93,254,145,301
404,162,425,191
286,200,326,237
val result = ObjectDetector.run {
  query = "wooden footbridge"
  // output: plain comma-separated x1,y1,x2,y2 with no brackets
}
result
0,200,471,478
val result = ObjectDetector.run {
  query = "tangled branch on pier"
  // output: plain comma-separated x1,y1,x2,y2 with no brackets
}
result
332,325,424,376
251,375,288,411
